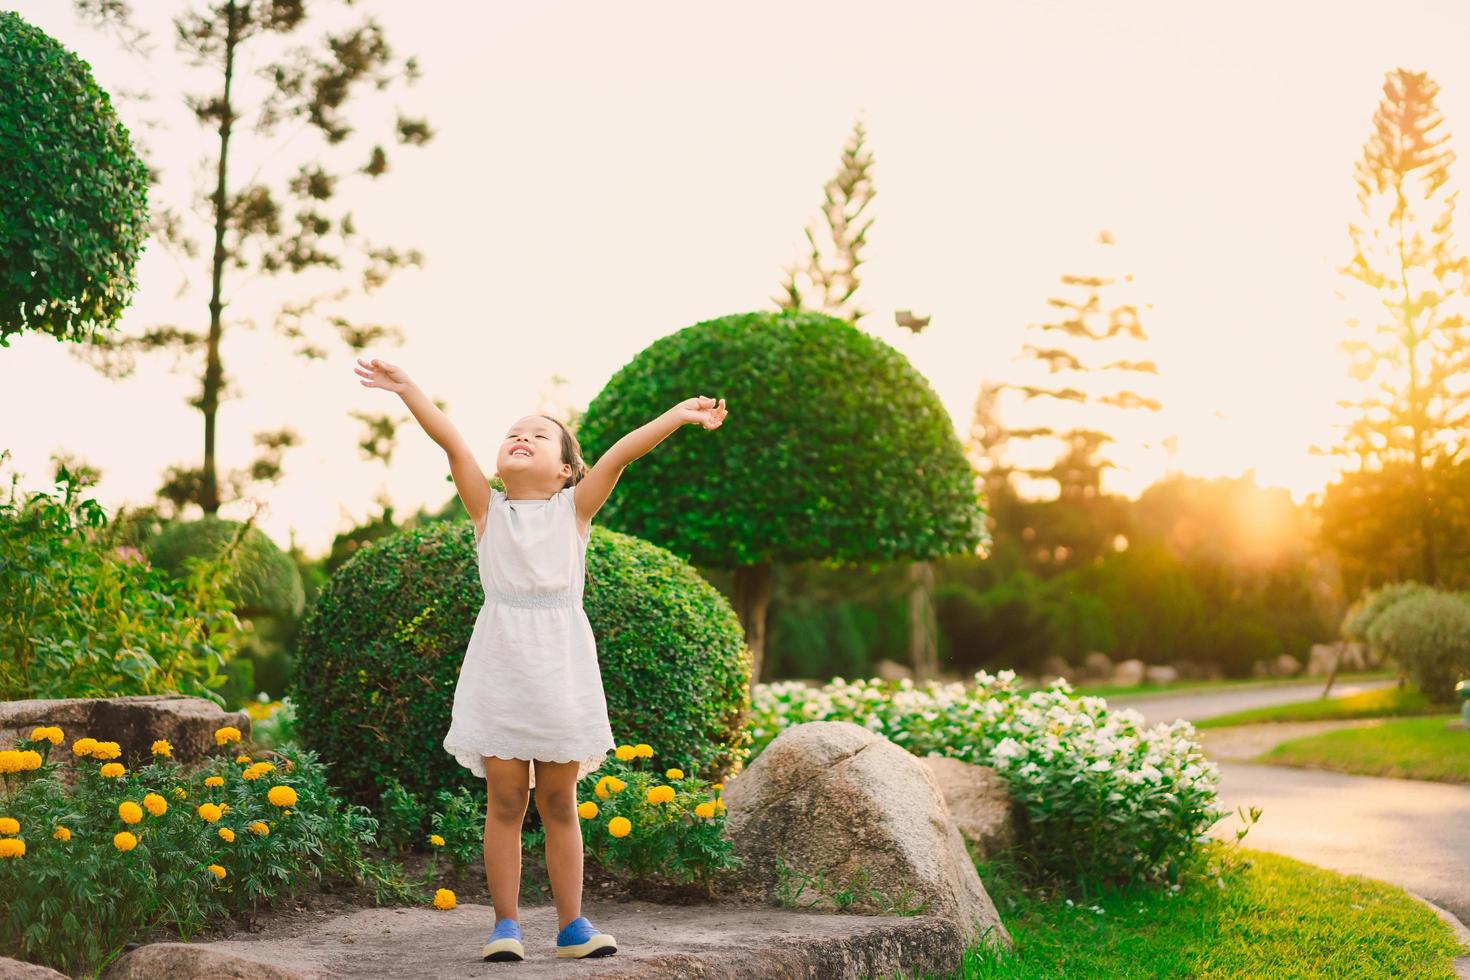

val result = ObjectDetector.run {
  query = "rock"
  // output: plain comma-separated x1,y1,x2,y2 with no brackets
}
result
919,754,1018,860
1081,651,1114,680
103,943,308,979
872,659,913,682
1271,654,1303,677
0,957,69,979
1039,656,1073,683
1307,642,1376,675
142,901,967,979
1144,664,1179,686
0,696,250,769
1111,658,1146,686
722,721,1010,950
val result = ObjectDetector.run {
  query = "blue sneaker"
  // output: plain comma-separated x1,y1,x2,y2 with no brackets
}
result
482,917,524,962
555,915,617,958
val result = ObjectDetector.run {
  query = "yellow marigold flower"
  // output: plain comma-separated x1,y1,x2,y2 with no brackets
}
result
214,726,242,746
207,864,227,880
53,826,71,842
218,827,235,843
607,816,632,838
71,737,99,758
634,743,653,759
694,802,715,819
17,750,41,772
594,777,611,800
30,726,63,745
118,801,143,825
577,801,598,819
646,785,676,805
241,767,261,782
151,740,173,757
0,817,18,835
0,751,19,774
100,762,125,779
252,761,276,774
0,838,25,858
614,744,636,762
197,803,223,823
429,834,446,847
219,802,231,815
711,782,723,792
92,741,122,760
608,776,626,794
267,785,297,808
665,768,684,780
249,821,270,836
204,776,225,788
113,831,137,852
143,793,167,817
173,787,187,800
433,888,456,910
714,798,726,814
235,754,252,765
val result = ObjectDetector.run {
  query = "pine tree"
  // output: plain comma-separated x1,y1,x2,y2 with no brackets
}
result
1324,68,1470,586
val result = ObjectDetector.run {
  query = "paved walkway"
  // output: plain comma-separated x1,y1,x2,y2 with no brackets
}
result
1108,677,1396,727
1211,762,1470,924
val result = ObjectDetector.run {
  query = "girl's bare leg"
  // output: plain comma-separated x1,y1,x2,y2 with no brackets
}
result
483,757,531,923
532,759,584,930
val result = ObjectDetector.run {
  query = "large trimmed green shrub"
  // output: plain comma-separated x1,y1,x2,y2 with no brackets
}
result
0,11,149,346
144,516,305,619
292,521,750,808
577,310,986,681
1341,580,1434,645
1366,589,1470,702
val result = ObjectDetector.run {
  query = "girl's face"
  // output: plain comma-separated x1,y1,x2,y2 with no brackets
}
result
495,415,571,492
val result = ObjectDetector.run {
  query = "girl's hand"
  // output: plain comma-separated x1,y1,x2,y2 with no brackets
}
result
354,357,413,395
675,396,727,430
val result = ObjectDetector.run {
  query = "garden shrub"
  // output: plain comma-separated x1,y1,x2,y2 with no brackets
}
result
0,455,246,703
749,671,1223,888
1365,589,1470,702
292,521,750,810
1341,580,1434,645
0,11,149,346
144,516,306,619
0,724,402,977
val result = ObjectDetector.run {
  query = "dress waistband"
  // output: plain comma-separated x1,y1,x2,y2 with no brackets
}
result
487,589,580,609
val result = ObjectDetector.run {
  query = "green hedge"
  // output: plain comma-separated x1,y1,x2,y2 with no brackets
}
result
0,11,148,346
292,521,750,807
144,516,305,619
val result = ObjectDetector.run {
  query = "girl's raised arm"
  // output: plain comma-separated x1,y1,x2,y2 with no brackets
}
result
354,357,491,526
574,396,726,528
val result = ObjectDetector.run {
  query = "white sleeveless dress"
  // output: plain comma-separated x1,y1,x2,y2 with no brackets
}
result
441,484,616,789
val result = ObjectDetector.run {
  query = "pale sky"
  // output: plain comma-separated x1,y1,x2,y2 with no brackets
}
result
7,1,1469,554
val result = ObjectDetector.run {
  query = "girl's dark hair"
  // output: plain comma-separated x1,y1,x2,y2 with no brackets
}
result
538,414,588,488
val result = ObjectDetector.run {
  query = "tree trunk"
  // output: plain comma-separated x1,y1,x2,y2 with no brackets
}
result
908,560,938,680
202,2,240,516
732,562,774,690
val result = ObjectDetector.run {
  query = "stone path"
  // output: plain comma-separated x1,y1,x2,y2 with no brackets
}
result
102,901,966,980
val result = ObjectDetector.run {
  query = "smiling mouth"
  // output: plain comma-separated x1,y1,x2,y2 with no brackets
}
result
510,447,532,458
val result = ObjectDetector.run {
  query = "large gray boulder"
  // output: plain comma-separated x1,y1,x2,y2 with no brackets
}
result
919,754,1018,860
723,721,1011,949
0,696,250,769
1111,658,1147,686
103,943,306,979
0,957,68,979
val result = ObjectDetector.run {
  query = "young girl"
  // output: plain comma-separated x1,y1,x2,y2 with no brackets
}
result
354,356,726,962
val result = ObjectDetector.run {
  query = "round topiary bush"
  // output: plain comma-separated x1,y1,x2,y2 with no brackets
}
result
1365,588,1470,702
143,516,305,619
0,11,149,346
292,521,750,808
1340,580,1433,645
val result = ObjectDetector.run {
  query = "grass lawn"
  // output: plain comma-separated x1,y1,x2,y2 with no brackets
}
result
1055,670,1394,701
1260,716,1470,783
912,849,1465,979
1195,684,1441,728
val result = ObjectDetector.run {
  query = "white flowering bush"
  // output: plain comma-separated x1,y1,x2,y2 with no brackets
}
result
750,670,1224,886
